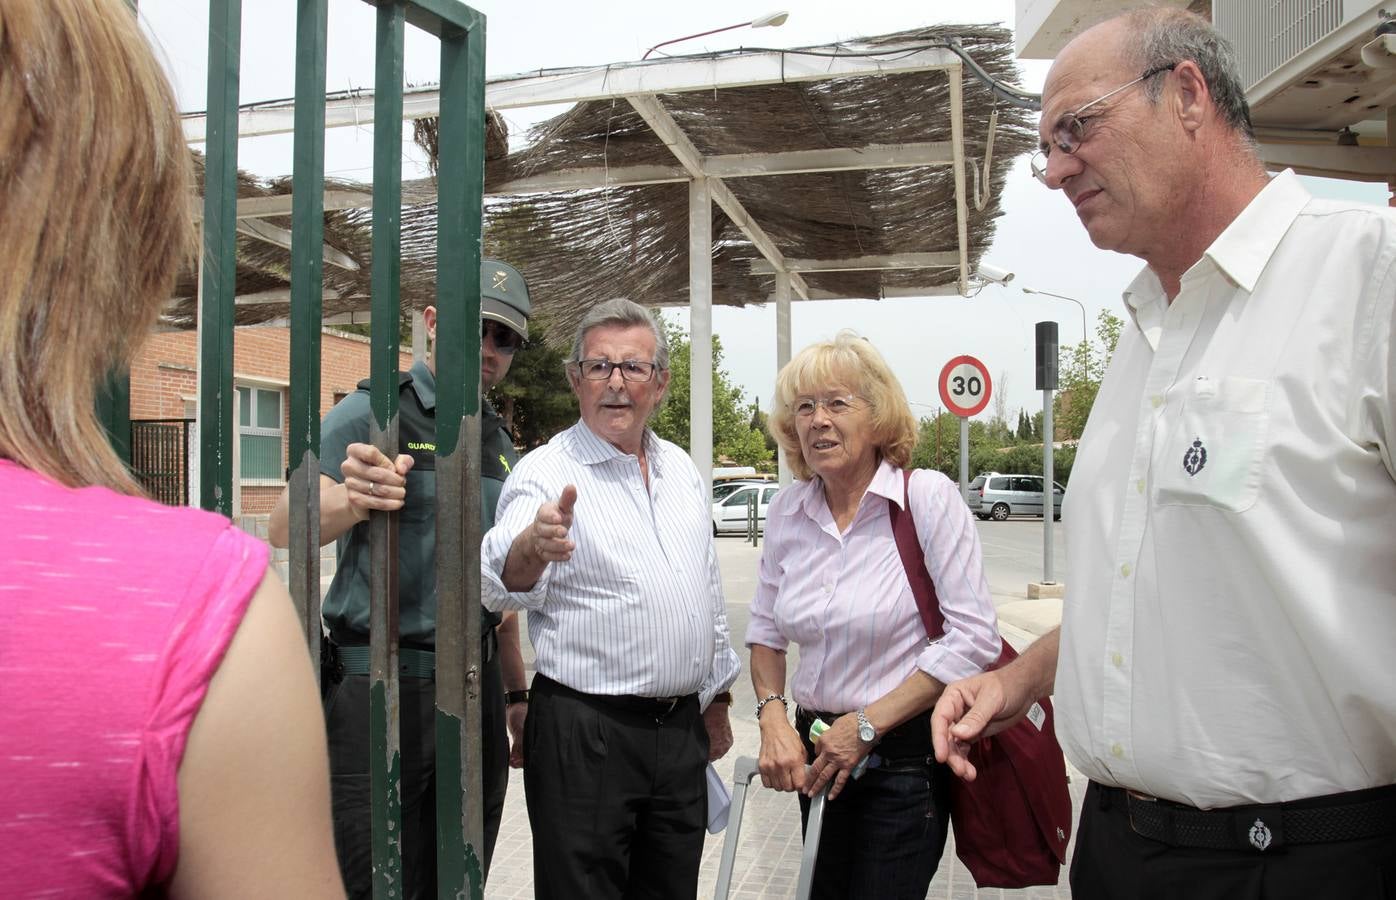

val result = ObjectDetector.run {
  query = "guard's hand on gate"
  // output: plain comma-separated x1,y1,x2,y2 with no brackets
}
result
341,442,413,520
526,485,577,563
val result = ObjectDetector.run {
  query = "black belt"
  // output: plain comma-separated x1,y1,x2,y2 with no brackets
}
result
533,673,697,723
334,627,497,680
1098,782,1396,852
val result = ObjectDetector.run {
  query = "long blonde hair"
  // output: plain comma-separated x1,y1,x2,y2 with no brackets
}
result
0,0,193,492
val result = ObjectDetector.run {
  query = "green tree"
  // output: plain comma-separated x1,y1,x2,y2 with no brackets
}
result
1054,310,1124,440
488,313,576,450
651,321,773,468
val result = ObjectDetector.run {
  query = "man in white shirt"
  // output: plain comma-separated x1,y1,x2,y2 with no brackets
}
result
481,297,740,899
932,9,1396,897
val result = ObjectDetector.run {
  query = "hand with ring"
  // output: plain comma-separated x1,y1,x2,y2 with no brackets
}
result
340,442,413,520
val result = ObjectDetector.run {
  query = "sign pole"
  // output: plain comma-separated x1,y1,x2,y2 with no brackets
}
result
959,416,969,504
1036,322,1059,586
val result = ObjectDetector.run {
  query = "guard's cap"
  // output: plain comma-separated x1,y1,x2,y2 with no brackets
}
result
481,259,531,340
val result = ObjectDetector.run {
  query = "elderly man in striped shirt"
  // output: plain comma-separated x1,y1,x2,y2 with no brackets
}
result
482,297,741,899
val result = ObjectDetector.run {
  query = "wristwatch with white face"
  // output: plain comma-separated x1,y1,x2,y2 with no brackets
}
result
856,708,877,744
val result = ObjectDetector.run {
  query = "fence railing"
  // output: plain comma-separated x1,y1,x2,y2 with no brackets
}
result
131,418,193,506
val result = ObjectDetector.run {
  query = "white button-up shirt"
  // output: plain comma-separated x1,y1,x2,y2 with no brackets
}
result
1057,170,1396,808
481,420,740,707
746,462,1000,713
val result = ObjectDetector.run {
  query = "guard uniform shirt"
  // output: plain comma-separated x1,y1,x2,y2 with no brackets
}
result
320,359,518,647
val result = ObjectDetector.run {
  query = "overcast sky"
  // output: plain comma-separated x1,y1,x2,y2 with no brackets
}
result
138,0,1389,422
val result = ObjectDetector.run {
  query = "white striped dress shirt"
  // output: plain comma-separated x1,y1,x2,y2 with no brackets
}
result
481,420,740,706
745,461,1000,714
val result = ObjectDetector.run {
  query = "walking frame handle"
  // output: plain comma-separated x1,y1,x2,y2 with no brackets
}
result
713,756,827,900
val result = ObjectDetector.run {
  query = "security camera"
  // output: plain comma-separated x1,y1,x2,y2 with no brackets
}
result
1361,33,1396,69
975,263,1015,285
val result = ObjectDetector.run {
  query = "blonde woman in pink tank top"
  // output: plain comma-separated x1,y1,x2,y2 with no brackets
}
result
0,3,343,896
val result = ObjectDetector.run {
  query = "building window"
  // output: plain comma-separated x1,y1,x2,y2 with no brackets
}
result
237,385,284,481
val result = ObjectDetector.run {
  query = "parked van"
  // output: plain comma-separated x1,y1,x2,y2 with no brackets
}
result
976,474,1064,521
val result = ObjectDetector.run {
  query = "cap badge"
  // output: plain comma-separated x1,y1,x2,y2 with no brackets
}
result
491,269,509,291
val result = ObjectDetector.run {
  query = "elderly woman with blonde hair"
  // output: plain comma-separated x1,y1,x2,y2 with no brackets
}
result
0,1,342,896
746,331,1000,899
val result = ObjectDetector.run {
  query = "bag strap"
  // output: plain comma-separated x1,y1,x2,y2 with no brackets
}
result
887,469,947,641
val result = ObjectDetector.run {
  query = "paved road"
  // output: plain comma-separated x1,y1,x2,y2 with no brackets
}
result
487,522,1082,899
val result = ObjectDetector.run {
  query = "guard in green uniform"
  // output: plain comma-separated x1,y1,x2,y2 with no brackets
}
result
268,260,532,899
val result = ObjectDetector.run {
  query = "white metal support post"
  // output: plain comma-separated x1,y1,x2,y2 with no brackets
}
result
774,272,792,487
690,177,714,498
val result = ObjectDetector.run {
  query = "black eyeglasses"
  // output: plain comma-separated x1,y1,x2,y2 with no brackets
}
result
574,358,661,382
1030,64,1175,184
483,320,523,355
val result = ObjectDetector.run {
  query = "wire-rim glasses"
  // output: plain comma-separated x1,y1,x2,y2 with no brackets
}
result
574,358,661,382
791,394,868,418
1030,64,1176,184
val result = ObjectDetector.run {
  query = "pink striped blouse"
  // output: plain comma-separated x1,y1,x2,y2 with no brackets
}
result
745,461,1000,713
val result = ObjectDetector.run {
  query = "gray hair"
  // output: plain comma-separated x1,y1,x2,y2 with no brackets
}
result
567,298,670,370
1122,9,1254,140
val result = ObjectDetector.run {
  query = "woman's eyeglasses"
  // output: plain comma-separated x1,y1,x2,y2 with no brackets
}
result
791,395,867,417
574,358,661,382
483,320,524,355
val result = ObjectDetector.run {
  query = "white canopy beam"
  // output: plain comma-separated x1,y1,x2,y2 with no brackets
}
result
236,218,361,271
180,46,962,143
487,141,956,195
627,93,811,301
750,251,958,275
690,178,715,495
947,66,971,293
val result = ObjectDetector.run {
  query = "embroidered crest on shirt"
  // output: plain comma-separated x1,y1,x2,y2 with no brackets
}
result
1248,818,1272,851
1183,438,1207,476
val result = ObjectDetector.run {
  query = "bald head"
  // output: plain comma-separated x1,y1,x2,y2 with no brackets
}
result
1049,9,1253,139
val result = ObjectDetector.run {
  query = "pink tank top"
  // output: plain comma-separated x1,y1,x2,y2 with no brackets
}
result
0,459,269,896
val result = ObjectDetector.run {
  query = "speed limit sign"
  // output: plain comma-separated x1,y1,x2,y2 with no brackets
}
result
938,355,992,417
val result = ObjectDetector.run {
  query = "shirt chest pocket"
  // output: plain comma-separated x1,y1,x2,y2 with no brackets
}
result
1155,376,1270,514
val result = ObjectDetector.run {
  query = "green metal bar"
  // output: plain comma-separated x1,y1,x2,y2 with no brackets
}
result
369,4,406,898
96,372,132,466
288,0,328,669
432,7,487,897
199,0,241,517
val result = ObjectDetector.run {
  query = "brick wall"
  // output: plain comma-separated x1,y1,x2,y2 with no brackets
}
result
130,326,413,516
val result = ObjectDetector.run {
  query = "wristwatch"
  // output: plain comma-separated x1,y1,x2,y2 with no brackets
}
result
856,708,878,744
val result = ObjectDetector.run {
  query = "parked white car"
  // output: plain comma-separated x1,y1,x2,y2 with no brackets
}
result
712,483,779,535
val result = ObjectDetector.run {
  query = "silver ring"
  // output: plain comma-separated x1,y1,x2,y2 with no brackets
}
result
368,482,377,496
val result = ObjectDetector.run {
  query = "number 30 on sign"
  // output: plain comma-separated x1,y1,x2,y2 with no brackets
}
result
938,355,992,418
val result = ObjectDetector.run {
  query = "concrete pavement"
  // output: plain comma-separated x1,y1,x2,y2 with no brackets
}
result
485,522,1085,899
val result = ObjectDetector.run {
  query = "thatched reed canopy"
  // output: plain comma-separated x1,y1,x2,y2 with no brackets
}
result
170,25,1034,342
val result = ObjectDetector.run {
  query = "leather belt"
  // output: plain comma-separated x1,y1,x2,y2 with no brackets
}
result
533,673,696,723
1100,783,1396,852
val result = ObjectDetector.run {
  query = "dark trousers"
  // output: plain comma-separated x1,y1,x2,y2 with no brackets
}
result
523,673,709,900
1071,781,1396,900
796,717,951,900
323,653,508,900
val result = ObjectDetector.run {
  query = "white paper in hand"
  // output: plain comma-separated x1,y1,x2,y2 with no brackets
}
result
705,763,732,833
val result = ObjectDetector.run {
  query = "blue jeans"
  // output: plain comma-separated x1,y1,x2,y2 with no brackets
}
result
798,752,952,900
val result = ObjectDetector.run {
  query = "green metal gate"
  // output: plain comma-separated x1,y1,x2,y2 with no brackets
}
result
198,2,490,897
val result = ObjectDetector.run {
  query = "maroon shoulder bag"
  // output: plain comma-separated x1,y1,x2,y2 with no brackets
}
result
887,469,1073,889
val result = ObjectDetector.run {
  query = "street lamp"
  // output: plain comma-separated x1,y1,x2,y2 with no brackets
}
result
1021,286,1088,345
641,11,790,60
